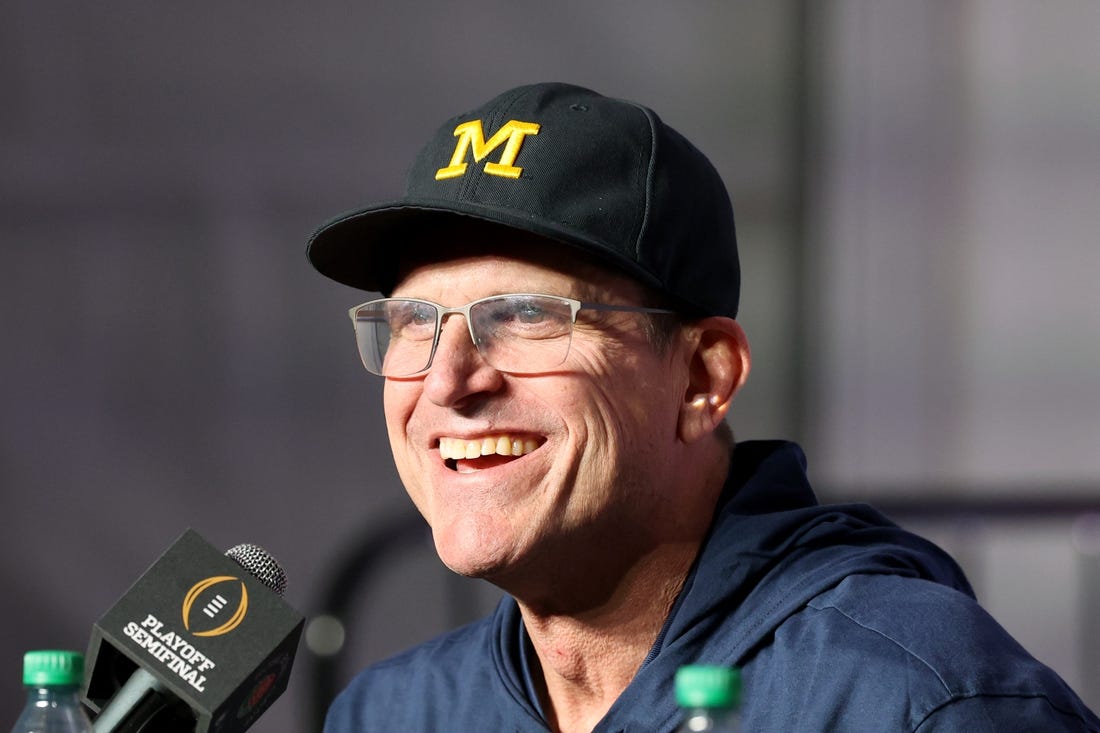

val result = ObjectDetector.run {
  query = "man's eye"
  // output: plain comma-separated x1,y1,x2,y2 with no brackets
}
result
512,301,549,323
388,303,436,337
409,305,436,325
477,298,570,339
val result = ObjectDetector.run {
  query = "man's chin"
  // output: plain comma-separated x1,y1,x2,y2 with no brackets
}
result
433,531,514,582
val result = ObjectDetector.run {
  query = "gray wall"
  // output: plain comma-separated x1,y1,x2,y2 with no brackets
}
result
3,2,1097,731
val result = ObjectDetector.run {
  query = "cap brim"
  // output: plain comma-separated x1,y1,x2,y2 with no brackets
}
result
306,197,667,296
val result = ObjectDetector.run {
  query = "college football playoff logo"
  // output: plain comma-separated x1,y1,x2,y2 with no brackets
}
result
182,575,249,637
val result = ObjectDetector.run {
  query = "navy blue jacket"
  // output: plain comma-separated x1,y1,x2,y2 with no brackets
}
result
325,441,1100,731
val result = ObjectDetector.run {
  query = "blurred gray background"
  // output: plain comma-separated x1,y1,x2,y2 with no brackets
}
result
3,1,1099,731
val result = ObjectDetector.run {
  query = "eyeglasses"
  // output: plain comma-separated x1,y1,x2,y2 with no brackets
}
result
348,293,675,377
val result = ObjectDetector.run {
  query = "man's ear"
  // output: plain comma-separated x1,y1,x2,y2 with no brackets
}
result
677,317,751,443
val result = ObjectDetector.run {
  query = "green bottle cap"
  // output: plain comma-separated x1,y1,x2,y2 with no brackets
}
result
22,650,85,687
675,664,741,709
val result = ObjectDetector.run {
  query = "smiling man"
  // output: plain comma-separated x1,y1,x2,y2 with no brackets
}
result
307,83,1099,732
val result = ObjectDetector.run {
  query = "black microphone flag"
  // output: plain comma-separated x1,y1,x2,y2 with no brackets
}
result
82,529,304,732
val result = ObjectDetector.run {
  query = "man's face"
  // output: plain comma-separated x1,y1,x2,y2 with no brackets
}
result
382,239,691,591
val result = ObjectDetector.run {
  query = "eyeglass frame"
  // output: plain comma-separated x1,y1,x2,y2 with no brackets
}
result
347,292,677,377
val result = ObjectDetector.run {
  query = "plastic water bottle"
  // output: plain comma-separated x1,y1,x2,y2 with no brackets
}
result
674,664,742,732
11,651,93,733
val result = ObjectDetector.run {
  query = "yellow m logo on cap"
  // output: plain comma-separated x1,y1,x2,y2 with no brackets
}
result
436,119,541,180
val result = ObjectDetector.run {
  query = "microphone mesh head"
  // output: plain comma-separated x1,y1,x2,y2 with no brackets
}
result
225,543,288,596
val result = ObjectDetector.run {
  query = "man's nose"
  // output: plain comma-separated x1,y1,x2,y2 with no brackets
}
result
421,314,503,406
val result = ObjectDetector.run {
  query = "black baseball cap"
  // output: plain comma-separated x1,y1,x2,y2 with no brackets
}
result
307,82,740,318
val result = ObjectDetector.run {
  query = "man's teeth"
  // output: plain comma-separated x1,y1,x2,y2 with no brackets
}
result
438,436,539,461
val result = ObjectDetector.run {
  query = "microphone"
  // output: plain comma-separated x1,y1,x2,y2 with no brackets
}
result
81,529,304,732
